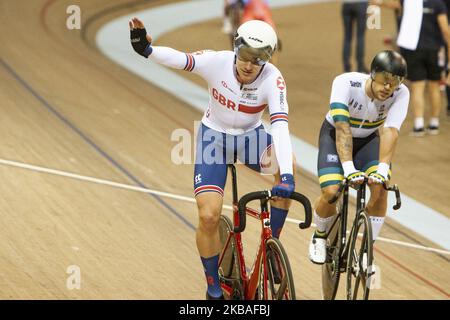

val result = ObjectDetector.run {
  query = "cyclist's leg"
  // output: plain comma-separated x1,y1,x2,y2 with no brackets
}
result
366,183,387,241
354,132,388,242
196,192,225,299
353,135,383,279
316,121,343,230
194,124,229,298
310,121,342,263
236,124,293,239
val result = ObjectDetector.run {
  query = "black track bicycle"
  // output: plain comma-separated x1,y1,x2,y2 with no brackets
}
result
322,177,401,300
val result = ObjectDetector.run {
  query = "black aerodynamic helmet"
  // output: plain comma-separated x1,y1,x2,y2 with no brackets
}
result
370,50,407,79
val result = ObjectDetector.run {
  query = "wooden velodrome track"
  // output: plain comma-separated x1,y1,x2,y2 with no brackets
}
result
0,0,448,299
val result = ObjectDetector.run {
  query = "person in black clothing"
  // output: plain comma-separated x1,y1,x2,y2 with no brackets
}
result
443,0,450,117
342,0,369,73
377,0,450,135
404,0,450,135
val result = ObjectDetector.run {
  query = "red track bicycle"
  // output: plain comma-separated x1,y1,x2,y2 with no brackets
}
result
218,164,312,300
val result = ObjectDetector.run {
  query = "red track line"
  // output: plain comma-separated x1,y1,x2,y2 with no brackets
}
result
374,247,450,298
40,0,56,33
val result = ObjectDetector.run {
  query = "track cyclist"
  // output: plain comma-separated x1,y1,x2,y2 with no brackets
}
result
309,50,409,267
129,17,297,300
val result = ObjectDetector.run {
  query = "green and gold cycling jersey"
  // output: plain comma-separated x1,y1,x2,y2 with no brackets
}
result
325,72,409,138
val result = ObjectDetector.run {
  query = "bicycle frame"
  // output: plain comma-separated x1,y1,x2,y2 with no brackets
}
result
219,165,311,300
337,180,368,263
323,177,401,299
334,177,401,260
219,165,273,300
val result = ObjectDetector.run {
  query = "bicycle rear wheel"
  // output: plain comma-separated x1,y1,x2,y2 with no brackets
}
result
265,238,296,300
218,215,243,299
321,213,343,300
346,211,373,300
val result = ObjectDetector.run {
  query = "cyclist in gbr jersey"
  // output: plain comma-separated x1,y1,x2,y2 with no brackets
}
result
308,50,409,264
129,18,296,299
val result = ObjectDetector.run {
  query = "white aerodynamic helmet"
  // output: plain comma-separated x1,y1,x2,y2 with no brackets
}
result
234,20,278,65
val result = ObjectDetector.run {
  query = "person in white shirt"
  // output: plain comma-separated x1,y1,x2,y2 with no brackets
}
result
372,0,450,135
129,18,296,299
308,50,409,265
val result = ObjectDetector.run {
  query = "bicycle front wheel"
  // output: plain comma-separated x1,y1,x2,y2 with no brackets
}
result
265,238,296,300
346,211,373,300
218,215,243,299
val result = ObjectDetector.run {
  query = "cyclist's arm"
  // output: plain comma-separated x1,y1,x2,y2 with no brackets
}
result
266,73,293,176
379,127,399,165
329,75,354,170
436,1,450,62
148,47,216,76
381,85,409,165
335,121,353,164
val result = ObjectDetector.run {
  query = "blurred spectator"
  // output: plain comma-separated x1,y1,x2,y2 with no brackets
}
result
241,0,281,64
376,0,450,135
240,0,275,28
342,0,369,73
382,8,402,49
443,0,450,117
222,0,243,35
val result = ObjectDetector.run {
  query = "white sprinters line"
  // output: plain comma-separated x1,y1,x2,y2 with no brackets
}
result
0,159,196,204
374,237,450,256
352,231,450,257
1,158,449,256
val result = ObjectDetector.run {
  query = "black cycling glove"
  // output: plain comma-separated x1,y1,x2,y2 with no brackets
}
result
130,28,152,58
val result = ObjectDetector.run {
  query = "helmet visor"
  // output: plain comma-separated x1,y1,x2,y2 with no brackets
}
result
372,71,404,88
234,38,273,66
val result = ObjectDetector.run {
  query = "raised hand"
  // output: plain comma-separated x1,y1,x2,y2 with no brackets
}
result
129,17,153,58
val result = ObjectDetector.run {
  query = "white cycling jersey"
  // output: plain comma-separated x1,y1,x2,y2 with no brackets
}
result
148,47,293,175
326,72,410,138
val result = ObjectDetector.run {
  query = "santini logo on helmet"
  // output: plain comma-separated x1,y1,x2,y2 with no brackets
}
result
234,20,278,66
370,50,407,87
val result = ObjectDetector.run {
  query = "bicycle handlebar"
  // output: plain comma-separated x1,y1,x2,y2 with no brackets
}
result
234,190,312,233
327,178,401,210
235,191,267,233
385,183,401,210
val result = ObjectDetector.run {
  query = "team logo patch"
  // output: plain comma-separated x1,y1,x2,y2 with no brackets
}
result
327,154,339,163
276,76,285,91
